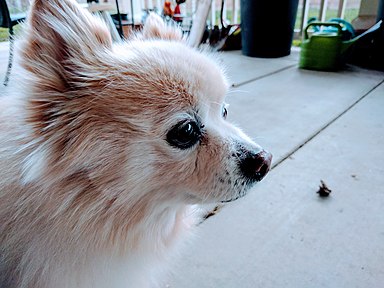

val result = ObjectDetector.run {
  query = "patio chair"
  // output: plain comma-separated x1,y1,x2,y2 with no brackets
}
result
0,0,26,86
111,0,135,39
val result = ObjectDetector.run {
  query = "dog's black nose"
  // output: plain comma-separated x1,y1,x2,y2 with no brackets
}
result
239,150,272,182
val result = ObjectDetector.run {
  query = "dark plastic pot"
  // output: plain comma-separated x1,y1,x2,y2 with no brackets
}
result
240,0,299,58
378,0,384,21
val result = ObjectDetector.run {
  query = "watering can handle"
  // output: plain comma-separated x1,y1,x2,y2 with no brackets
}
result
304,22,342,40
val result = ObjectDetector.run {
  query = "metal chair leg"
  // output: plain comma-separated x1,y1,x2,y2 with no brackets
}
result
3,28,15,86
114,0,123,38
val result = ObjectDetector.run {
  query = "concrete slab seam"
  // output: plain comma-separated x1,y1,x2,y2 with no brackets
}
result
232,64,297,88
270,78,384,171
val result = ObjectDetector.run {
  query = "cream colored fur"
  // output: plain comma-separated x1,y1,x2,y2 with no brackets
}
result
0,0,269,287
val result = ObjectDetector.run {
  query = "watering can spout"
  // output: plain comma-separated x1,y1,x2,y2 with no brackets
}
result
341,20,383,54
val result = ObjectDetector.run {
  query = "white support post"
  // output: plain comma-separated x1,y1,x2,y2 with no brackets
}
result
233,0,239,24
188,0,212,47
319,0,328,22
192,0,197,14
143,0,148,10
211,0,216,26
300,0,310,35
337,0,347,18
148,0,153,10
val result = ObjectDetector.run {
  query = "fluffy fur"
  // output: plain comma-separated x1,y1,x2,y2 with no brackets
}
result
0,1,271,287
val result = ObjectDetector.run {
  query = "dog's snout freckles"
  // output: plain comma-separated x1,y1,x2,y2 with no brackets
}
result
238,149,272,182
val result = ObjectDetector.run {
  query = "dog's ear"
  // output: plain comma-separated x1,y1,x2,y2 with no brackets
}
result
141,13,183,41
21,0,112,91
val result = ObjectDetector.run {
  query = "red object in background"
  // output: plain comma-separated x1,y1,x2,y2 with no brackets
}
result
173,4,182,22
163,1,174,17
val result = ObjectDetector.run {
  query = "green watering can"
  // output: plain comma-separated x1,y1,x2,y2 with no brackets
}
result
299,20,382,71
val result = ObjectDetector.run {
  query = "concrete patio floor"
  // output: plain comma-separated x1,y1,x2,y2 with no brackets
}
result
168,49,384,288
1,42,384,287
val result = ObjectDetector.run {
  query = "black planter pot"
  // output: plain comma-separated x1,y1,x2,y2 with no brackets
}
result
378,0,384,21
241,0,299,58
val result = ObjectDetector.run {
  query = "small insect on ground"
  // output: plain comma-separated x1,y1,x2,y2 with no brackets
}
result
317,180,332,197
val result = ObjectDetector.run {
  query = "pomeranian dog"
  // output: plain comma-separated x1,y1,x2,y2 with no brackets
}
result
0,0,272,287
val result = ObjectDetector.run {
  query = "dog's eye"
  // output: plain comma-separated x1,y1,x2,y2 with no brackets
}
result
166,121,202,149
222,106,228,119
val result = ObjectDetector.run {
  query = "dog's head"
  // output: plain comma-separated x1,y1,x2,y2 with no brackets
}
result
21,0,271,206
